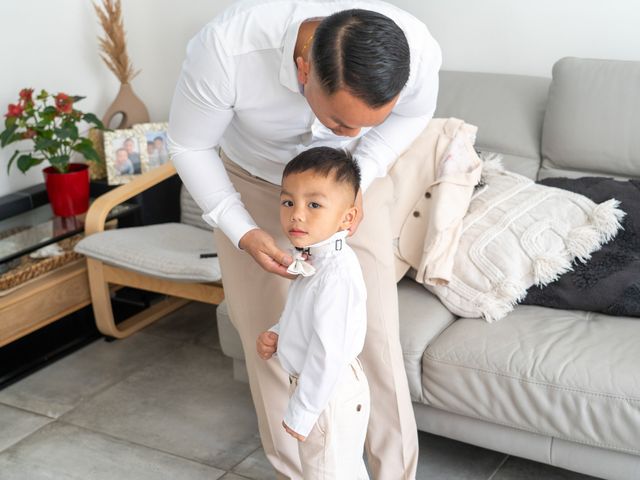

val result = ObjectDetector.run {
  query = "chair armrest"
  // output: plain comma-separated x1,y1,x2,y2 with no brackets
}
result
85,162,177,236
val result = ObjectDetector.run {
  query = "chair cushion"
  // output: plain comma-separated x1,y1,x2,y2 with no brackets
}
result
421,305,640,456
75,223,221,282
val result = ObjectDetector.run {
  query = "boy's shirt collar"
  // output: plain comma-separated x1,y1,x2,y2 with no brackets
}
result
286,230,349,277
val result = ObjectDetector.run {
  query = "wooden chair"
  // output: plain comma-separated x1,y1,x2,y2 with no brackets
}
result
76,162,224,339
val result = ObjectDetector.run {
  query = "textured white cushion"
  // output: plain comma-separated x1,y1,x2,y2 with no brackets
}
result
75,223,221,282
426,158,625,322
422,305,640,456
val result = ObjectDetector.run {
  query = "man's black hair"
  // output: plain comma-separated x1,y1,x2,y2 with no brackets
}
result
283,146,361,199
312,9,410,108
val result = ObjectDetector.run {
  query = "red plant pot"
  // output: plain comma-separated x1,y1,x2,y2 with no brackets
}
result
43,163,90,217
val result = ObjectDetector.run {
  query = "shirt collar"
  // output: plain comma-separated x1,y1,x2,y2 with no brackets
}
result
279,19,304,93
296,230,349,259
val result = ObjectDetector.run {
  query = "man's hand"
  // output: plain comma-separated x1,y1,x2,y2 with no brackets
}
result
283,421,306,442
239,228,294,278
348,189,364,237
257,331,278,360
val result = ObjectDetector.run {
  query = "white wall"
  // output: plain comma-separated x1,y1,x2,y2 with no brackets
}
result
2,0,639,196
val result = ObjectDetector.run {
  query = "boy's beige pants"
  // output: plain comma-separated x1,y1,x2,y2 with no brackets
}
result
290,359,370,480
214,154,419,480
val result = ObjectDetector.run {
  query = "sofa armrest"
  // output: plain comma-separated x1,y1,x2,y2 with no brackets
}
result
398,277,457,402
85,162,177,236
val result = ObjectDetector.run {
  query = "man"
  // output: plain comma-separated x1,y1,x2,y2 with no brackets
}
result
168,1,441,478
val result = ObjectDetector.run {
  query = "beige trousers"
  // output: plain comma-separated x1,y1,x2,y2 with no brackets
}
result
214,155,419,480
291,360,370,480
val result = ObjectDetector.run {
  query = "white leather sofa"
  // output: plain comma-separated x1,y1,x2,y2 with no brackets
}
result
216,57,640,480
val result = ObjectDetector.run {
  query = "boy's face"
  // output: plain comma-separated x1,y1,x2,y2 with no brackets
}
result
280,170,357,248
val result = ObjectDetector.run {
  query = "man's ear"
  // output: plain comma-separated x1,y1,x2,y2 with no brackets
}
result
296,56,310,85
341,206,358,229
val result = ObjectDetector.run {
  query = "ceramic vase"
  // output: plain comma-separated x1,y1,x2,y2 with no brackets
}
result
102,83,149,129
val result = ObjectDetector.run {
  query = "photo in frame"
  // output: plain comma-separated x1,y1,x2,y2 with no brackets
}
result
134,122,170,171
104,129,148,185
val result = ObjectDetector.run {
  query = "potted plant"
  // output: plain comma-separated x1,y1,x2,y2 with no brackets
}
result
0,88,105,216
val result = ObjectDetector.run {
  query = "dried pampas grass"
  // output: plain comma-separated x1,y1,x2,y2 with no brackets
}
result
93,0,139,84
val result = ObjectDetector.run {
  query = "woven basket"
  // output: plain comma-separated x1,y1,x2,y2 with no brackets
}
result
0,234,84,292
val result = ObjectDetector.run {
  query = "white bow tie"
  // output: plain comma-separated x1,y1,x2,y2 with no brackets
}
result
287,250,316,277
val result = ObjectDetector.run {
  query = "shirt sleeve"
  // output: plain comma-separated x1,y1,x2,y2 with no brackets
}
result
352,38,442,191
167,26,258,248
283,273,364,437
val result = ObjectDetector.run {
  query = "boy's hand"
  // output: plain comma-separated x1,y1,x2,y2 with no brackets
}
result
257,331,278,360
283,421,306,442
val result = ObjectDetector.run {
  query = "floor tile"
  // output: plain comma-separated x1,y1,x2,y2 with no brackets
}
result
416,431,507,480
144,301,220,350
0,332,179,418
0,404,52,453
62,342,261,471
0,422,225,480
220,474,254,480
491,456,602,480
233,447,277,480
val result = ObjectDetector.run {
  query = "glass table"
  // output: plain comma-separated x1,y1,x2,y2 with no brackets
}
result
0,202,138,272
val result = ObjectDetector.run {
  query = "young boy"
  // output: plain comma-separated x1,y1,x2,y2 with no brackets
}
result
257,146,370,479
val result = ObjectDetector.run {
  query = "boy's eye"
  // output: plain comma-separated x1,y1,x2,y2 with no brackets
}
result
308,202,321,209
281,200,293,207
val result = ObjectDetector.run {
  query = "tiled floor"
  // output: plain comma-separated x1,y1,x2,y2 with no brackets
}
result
0,302,602,480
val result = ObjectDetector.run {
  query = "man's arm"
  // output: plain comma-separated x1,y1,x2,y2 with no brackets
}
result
168,27,293,275
168,27,258,248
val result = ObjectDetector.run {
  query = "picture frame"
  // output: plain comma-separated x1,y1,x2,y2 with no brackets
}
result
133,122,170,172
104,128,148,185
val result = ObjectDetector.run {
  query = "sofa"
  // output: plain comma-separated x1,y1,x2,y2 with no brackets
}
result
216,57,640,480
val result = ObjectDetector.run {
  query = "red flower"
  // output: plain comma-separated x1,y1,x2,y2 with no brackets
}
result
19,88,34,103
5,103,24,118
54,93,73,114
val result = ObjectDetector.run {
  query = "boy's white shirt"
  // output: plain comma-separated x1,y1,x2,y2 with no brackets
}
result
269,230,367,437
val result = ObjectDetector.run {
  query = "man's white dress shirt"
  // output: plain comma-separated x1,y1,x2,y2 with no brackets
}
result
269,230,367,437
168,0,442,247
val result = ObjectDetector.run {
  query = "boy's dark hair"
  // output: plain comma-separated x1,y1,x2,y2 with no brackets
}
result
283,147,361,199
312,9,410,108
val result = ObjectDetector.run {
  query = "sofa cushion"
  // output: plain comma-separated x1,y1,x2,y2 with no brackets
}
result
422,305,640,455
425,159,624,322
397,278,456,402
75,223,221,282
436,70,549,180
523,177,640,316
541,57,640,180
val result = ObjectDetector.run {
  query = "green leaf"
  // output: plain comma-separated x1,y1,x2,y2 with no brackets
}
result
34,137,57,151
6,150,21,174
0,123,18,147
48,154,69,173
73,141,100,162
72,95,85,103
37,89,48,100
4,116,16,129
16,154,44,173
82,112,105,130
55,124,78,141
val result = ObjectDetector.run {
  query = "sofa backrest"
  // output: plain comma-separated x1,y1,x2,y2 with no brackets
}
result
540,57,640,180
435,70,550,180
180,185,213,231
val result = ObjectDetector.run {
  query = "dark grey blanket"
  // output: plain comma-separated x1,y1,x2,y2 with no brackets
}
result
522,177,640,317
